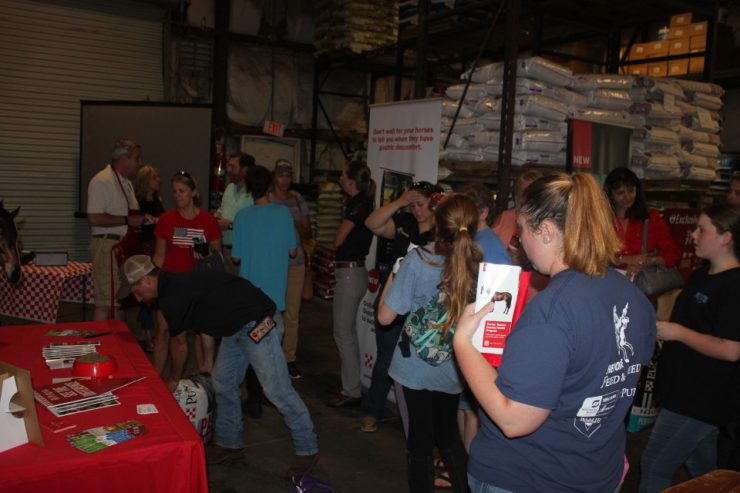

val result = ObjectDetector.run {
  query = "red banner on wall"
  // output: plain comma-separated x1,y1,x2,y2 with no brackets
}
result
571,119,593,170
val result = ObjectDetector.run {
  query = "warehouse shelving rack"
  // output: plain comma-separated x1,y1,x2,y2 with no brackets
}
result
309,0,737,207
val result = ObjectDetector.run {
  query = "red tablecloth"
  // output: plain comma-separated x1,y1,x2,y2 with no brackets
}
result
0,320,208,493
0,261,95,323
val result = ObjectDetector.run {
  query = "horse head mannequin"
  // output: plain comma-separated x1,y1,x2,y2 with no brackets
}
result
0,200,22,284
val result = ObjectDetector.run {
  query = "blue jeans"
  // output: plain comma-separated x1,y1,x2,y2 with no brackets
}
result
639,408,718,493
332,266,367,398
362,320,402,419
468,475,515,493
212,311,318,455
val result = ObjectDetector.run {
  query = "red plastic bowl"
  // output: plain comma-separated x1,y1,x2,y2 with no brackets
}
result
72,354,118,378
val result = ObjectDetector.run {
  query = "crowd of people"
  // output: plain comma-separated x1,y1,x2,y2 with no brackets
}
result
87,138,740,491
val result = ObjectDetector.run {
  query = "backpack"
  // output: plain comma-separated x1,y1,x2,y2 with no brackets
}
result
402,292,454,366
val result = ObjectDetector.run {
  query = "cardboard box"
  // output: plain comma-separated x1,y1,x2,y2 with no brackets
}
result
668,26,688,39
689,21,708,36
669,37,690,55
630,43,649,60
668,59,689,76
670,12,692,26
689,56,705,73
690,34,707,50
648,62,668,78
647,40,669,56
627,64,648,76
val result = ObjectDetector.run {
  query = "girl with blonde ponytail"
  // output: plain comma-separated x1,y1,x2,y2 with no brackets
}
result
376,193,480,493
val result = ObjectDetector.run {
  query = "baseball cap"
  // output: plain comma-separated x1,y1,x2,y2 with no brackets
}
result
274,159,292,174
117,255,156,299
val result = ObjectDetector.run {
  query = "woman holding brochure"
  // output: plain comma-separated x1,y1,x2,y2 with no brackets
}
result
377,193,481,493
453,173,656,493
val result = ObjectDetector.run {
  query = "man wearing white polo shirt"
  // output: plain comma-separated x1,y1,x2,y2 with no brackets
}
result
87,139,145,320
215,152,254,274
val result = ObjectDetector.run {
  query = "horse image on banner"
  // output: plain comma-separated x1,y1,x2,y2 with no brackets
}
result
0,201,21,284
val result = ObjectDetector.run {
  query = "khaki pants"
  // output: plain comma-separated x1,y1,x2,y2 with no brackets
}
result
90,237,119,309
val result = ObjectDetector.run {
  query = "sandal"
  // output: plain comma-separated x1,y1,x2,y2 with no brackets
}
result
434,470,452,490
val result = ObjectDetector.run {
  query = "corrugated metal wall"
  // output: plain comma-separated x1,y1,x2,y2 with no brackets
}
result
0,0,165,260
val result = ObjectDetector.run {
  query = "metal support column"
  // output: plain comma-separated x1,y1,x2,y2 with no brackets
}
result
309,60,321,177
496,0,520,215
212,0,229,133
414,0,430,98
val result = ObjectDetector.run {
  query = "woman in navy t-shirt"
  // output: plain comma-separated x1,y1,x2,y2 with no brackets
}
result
454,173,656,493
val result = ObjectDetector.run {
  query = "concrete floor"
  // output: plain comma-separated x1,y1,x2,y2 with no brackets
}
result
2,297,664,492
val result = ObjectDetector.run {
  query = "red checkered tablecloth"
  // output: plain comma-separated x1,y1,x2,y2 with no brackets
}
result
0,261,95,323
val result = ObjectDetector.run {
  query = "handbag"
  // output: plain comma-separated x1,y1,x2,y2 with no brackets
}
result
632,219,684,296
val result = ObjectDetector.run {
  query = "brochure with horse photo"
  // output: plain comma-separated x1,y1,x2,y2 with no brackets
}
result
473,263,531,367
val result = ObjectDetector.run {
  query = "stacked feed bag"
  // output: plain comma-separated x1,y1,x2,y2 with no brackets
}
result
306,197,319,241
315,182,343,246
627,79,685,179
674,79,723,181
441,57,575,166
312,245,337,299
626,78,723,180
315,0,399,56
568,74,649,128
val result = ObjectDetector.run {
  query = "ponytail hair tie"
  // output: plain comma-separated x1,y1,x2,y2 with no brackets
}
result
458,226,468,233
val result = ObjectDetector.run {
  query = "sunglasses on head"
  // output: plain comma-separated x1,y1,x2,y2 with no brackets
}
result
174,170,194,181
410,181,438,194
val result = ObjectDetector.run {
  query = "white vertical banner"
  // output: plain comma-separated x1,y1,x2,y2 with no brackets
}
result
356,99,441,395
366,98,442,269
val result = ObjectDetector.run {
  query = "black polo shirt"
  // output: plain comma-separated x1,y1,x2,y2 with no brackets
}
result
157,270,276,337
335,193,373,262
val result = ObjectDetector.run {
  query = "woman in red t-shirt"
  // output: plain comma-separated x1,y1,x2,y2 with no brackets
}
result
152,171,222,389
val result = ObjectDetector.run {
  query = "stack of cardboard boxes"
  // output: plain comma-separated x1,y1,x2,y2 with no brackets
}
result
623,12,707,78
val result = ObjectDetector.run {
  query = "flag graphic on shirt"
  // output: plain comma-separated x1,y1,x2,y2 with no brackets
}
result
173,227,205,247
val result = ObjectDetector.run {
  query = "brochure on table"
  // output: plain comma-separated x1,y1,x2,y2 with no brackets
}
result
0,361,44,453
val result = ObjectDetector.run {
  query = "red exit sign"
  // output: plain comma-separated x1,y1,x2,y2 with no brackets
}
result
263,120,285,137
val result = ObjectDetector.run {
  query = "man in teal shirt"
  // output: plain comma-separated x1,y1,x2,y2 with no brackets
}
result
216,152,254,274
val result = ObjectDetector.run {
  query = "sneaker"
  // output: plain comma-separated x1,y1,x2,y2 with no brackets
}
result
285,453,319,480
287,362,302,380
360,415,378,433
207,444,244,465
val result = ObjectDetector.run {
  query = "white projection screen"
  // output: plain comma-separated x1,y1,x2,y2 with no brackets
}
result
79,102,213,212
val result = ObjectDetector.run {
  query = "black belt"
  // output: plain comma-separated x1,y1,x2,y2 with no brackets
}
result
335,261,364,269
92,233,122,240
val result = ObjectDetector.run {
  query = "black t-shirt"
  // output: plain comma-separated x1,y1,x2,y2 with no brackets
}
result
138,197,165,243
157,270,276,338
335,193,373,262
377,211,435,280
657,265,740,426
